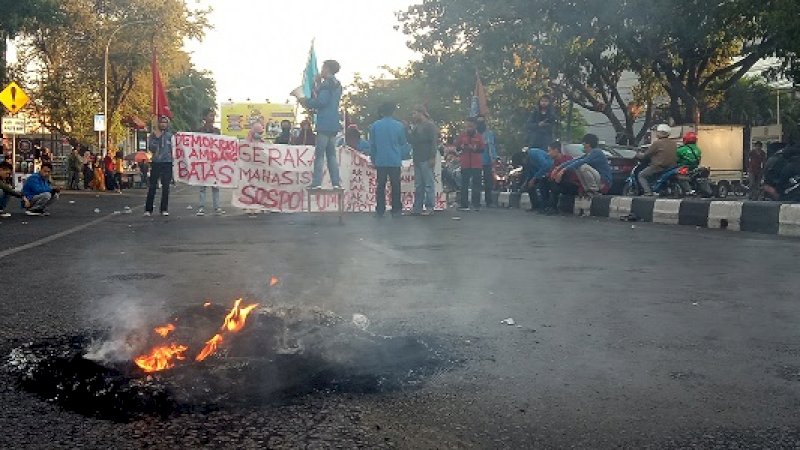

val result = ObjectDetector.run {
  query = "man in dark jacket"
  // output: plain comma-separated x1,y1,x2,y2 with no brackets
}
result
526,95,557,150
66,148,83,190
275,120,293,144
0,161,28,217
409,105,439,215
300,60,343,189
291,120,316,146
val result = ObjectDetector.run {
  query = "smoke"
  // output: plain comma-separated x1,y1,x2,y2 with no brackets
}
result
84,293,166,362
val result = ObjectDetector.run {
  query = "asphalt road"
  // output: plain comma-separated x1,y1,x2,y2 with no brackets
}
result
1,187,799,448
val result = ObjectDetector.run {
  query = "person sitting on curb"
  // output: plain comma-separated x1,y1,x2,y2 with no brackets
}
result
552,134,612,197
538,142,575,214
1,161,29,217
22,162,60,216
520,147,553,211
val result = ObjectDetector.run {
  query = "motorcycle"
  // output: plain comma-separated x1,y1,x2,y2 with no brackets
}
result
677,166,714,197
622,161,684,197
492,159,509,192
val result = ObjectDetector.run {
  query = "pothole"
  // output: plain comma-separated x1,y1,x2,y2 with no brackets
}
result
5,304,449,422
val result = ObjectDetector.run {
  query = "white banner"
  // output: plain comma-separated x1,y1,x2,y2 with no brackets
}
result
172,133,445,212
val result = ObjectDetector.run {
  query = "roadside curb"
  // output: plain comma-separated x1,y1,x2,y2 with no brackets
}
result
497,192,800,237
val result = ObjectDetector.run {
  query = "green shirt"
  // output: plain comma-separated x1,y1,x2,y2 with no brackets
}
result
677,144,701,169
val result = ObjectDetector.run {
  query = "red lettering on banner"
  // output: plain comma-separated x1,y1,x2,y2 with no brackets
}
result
238,185,304,211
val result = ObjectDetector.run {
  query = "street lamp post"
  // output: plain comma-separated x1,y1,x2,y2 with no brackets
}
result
104,20,151,154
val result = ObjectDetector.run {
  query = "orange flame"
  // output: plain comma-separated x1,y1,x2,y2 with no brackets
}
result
134,343,188,372
222,298,259,333
269,276,279,287
195,334,223,362
154,323,175,337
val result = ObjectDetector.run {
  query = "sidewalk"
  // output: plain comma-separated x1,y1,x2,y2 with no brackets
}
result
498,192,800,237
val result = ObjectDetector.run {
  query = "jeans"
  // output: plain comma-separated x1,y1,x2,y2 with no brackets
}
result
105,170,116,191
376,166,401,215
483,165,493,206
198,186,220,210
312,132,341,187
30,192,56,211
460,168,482,208
145,162,173,213
413,162,435,213
545,178,579,210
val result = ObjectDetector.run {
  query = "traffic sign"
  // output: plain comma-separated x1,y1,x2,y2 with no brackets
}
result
94,114,106,132
0,82,29,114
1,116,26,134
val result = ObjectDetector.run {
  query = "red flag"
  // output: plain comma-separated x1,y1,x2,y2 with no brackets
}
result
474,72,489,117
151,48,172,119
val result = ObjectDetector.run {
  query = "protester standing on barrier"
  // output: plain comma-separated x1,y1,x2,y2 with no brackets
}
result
409,105,438,215
194,108,226,216
144,115,174,217
369,102,408,217
299,60,343,189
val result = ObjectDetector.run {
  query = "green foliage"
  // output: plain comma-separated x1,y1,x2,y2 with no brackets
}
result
167,68,217,132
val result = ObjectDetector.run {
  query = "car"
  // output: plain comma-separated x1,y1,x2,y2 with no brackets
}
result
561,143,637,195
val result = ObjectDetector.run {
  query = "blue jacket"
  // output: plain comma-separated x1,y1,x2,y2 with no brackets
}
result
369,117,408,167
522,148,553,185
481,130,498,166
560,148,613,185
22,172,52,200
305,76,342,134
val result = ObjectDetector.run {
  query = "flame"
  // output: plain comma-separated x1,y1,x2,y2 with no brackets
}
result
222,298,259,332
269,276,279,287
134,343,188,372
154,323,175,337
195,334,223,362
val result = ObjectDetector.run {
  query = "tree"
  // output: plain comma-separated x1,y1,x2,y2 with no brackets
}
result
0,0,58,87
166,67,217,132
14,0,209,144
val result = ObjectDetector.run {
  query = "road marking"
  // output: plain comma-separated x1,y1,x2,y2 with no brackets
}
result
360,240,427,265
0,214,114,259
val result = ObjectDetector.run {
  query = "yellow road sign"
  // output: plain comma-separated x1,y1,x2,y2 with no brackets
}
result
0,82,29,114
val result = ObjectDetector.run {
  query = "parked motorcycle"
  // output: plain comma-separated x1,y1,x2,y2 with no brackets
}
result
622,161,684,197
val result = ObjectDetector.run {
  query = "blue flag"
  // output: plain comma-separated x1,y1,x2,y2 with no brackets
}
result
303,40,318,99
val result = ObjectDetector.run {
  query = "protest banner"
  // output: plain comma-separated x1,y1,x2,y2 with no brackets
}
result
231,144,446,213
172,132,240,187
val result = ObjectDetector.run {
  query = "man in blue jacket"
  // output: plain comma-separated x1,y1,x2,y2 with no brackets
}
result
300,59,343,189
22,162,60,216
553,133,612,196
369,102,408,217
520,147,553,210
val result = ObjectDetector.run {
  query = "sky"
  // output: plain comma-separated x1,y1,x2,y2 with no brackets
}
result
185,0,419,106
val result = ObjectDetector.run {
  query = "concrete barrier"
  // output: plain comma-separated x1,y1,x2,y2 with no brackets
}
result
502,194,800,237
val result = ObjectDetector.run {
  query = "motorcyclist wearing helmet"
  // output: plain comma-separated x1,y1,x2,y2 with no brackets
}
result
636,124,678,196
676,131,702,194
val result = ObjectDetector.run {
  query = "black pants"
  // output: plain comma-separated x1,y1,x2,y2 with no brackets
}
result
460,168,482,208
68,170,80,190
145,162,173,213
376,166,401,215
544,178,579,210
83,165,93,188
483,165,493,206
105,170,116,191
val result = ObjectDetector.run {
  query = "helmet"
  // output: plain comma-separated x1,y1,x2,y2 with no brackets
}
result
656,124,671,135
683,131,698,144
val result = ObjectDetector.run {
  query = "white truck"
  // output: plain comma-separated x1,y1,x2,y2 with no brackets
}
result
655,124,745,198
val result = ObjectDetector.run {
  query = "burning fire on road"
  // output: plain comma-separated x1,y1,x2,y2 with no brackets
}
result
4,300,448,422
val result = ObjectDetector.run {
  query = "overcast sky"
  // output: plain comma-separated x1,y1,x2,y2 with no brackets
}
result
186,0,419,105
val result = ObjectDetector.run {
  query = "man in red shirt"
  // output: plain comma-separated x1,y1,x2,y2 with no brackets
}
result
748,141,767,200
455,118,486,211
540,141,577,214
